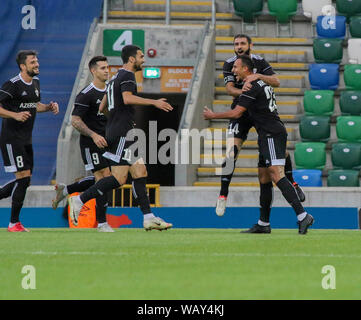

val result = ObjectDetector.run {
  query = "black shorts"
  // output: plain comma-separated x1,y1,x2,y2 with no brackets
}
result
0,141,33,173
102,136,142,167
258,133,287,168
226,111,254,141
80,139,110,173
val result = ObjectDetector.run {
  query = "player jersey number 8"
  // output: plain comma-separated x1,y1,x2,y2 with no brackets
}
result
264,85,277,113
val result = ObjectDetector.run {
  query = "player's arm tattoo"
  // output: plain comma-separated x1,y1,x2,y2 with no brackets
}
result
71,115,95,137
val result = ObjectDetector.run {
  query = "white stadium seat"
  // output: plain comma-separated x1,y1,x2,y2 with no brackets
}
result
348,39,361,64
302,0,332,23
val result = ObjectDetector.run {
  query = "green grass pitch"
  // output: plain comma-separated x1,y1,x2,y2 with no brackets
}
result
0,228,360,300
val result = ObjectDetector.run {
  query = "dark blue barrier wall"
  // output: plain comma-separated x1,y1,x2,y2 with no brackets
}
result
0,0,103,185
0,207,359,229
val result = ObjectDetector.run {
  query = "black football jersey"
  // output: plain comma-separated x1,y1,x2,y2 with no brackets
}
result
72,83,107,144
235,80,286,136
0,74,40,144
105,68,137,141
223,53,275,90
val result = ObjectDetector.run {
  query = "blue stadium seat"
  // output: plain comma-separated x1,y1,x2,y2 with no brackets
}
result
316,15,347,38
308,64,339,90
292,169,323,187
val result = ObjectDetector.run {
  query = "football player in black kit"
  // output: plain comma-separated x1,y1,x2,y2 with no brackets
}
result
204,56,314,235
215,34,305,217
52,56,114,232
68,45,173,231
0,50,59,232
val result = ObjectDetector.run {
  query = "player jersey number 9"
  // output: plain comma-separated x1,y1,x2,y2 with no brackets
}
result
264,86,277,113
107,82,115,111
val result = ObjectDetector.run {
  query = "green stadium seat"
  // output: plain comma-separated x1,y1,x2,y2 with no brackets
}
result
303,90,334,116
313,38,343,64
267,0,298,23
339,91,361,115
331,142,361,169
294,142,326,170
336,116,361,142
299,116,331,142
336,0,361,21
327,169,360,187
349,16,361,38
232,0,264,23
344,64,361,90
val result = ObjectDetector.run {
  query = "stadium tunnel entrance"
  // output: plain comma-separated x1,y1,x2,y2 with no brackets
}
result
130,93,185,186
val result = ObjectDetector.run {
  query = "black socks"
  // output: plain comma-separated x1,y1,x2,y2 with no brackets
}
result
276,177,305,216
80,175,120,204
220,145,239,197
132,177,152,215
259,182,273,223
10,177,31,223
67,176,95,194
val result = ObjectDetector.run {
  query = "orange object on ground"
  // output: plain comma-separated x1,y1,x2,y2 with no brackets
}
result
68,193,98,228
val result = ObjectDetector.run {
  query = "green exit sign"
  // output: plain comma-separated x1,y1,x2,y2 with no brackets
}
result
143,67,161,79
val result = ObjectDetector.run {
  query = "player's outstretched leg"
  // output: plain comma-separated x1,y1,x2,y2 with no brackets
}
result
52,176,96,210
68,175,120,226
0,179,17,201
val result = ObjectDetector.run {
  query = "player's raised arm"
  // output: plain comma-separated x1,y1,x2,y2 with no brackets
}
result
203,105,245,120
122,91,173,112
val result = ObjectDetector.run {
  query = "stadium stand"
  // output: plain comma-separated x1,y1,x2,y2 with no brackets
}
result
313,38,343,64
316,15,347,39
331,142,361,170
336,0,361,21
349,16,361,37
303,90,334,116
347,38,361,64
339,90,361,115
336,116,361,143
267,0,298,23
232,0,264,23
0,0,103,185
299,115,331,142
292,169,323,187
308,63,340,90
327,169,360,186
294,142,327,170
344,64,361,89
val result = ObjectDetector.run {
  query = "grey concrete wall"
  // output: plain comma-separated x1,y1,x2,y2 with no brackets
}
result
1,186,360,209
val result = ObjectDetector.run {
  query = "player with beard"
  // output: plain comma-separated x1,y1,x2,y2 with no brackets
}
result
215,34,305,220
204,56,314,234
67,45,174,231
0,50,59,232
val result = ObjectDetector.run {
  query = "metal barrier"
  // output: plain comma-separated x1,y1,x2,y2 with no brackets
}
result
112,184,161,208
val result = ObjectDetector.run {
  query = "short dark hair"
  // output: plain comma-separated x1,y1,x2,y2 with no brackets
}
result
233,34,252,45
121,45,141,63
237,55,254,72
88,56,108,71
16,50,38,69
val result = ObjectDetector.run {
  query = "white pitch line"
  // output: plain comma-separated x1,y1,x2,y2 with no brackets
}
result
1,251,361,259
